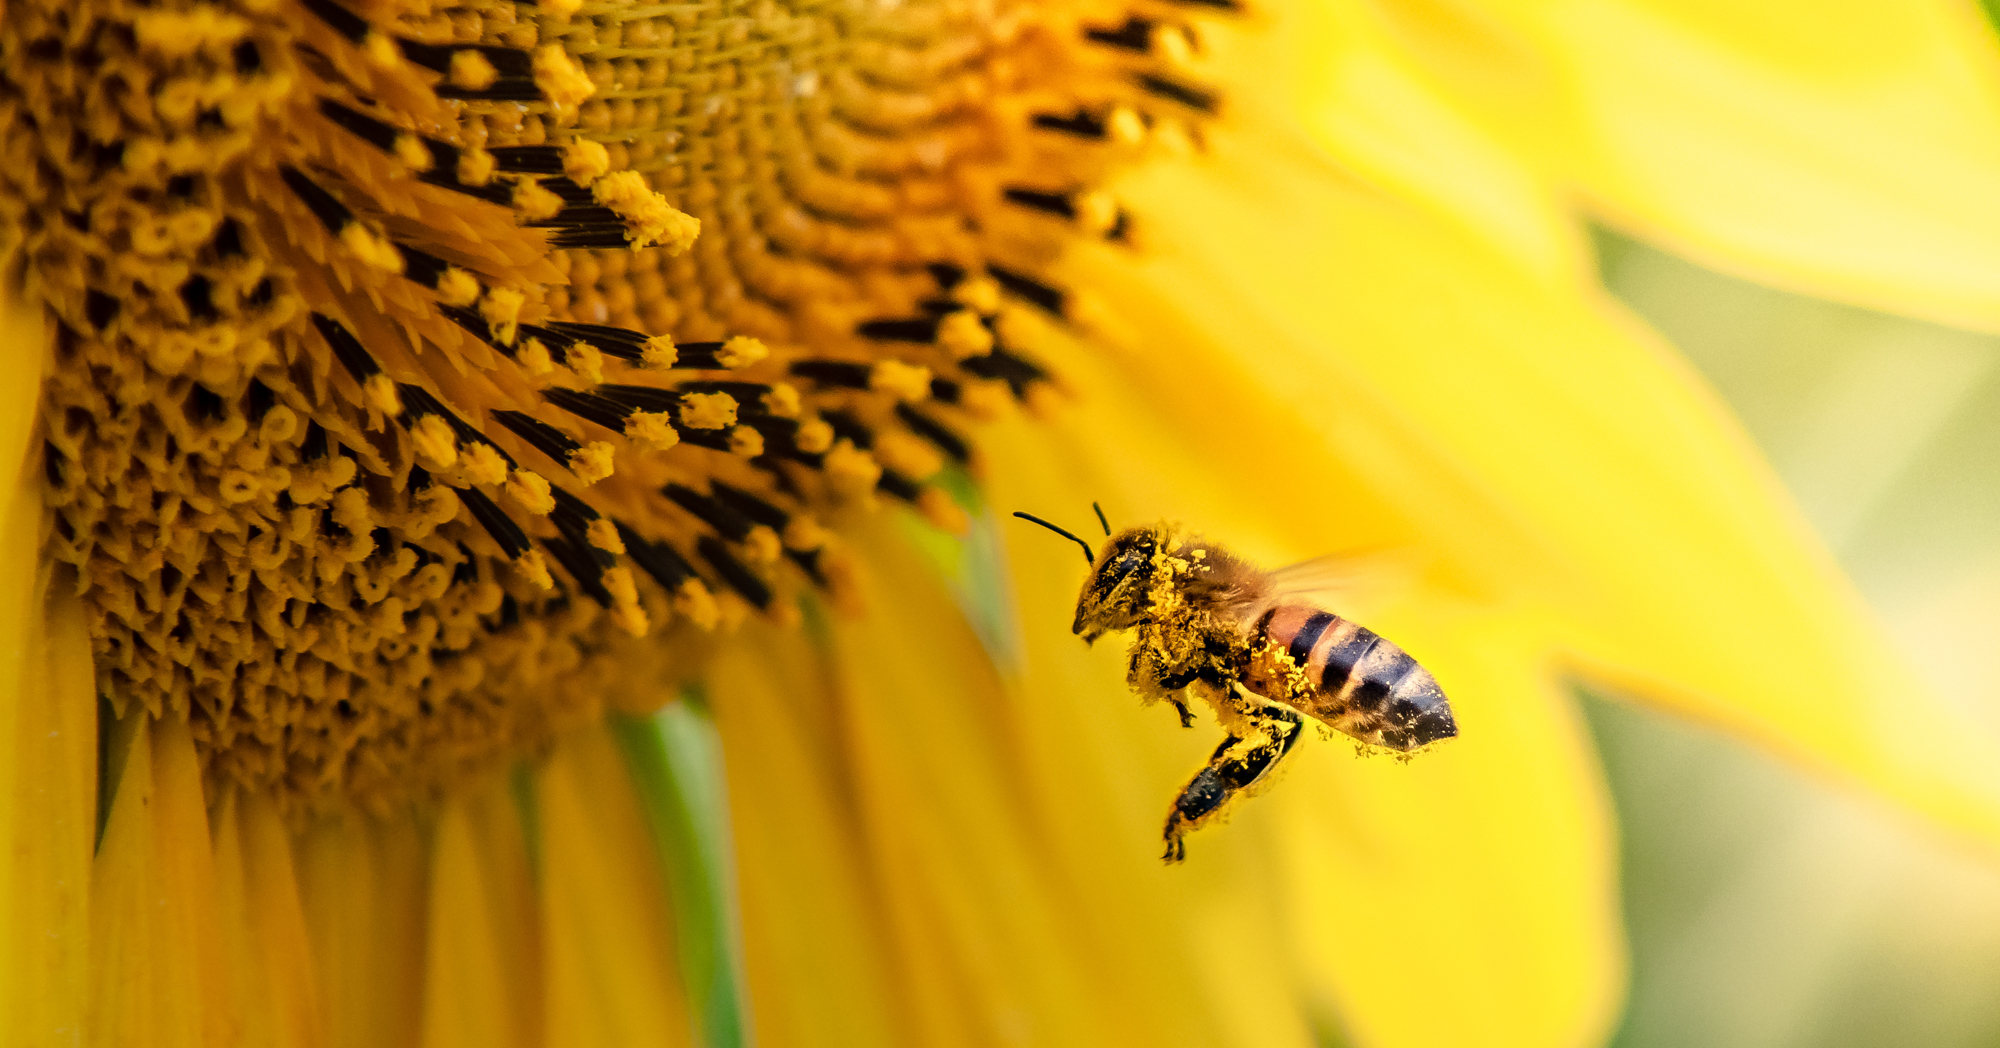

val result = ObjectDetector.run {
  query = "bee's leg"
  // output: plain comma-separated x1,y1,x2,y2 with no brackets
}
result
1161,705,1305,863
1149,666,1203,728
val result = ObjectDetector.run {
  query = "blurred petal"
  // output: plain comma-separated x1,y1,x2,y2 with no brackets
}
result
297,808,428,1048
421,783,534,1048
1360,0,2000,329
536,723,693,1048
89,714,231,1045
212,790,321,1048
0,278,93,1045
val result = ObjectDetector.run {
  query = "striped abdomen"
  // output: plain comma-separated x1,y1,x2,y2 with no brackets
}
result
1244,604,1456,751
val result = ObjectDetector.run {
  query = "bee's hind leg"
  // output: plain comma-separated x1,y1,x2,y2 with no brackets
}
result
1161,704,1305,863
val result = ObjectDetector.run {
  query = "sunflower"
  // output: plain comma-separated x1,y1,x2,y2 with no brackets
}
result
6,0,2000,1043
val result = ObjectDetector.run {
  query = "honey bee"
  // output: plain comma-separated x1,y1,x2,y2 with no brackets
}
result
1015,508,1457,862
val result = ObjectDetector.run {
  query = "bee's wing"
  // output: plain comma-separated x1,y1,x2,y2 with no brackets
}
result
1264,549,1419,613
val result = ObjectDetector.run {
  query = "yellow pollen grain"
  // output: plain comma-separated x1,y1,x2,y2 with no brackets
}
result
340,223,404,272
918,487,970,534
1075,191,1120,235
869,359,932,402
625,411,680,450
449,50,500,90
505,469,555,514
567,344,605,384
412,415,460,468
642,335,677,369
603,567,648,636
518,338,555,375
954,382,1008,419
562,139,611,185
952,276,1001,314
678,392,737,430
479,287,526,345
517,548,554,589
937,310,993,358
570,442,615,483
794,418,834,454
393,134,434,172
134,8,250,57
761,383,800,418
873,431,943,480
533,45,596,110
782,516,827,551
823,440,882,497
742,526,782,564
728,425,764,458
675,580,719,631
460,442,508,486
512,179,564,221
436,268,481,307
363,32,402,69
364,374,402,415
1107,106,1146,146
586,518,625,554
716,336,768,368
458,147,497,187
592,171,699,253
1152,24,1193,64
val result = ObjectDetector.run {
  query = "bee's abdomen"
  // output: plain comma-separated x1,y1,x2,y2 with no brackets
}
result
1252,605,1456,751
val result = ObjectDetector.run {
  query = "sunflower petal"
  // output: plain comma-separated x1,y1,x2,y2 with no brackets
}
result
1358,0,2000,329
297,807,429,1048
420,781,538,1048
213,789,321,1048
535,723,693,1047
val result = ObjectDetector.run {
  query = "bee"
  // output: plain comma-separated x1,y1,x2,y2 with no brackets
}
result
1015,507,1457,862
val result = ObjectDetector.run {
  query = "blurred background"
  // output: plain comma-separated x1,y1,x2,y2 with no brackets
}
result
1588,229,2000,1048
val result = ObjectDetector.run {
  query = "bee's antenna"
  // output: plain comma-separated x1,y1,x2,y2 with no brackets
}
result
1091,502,1111,536
1012,512,1097,565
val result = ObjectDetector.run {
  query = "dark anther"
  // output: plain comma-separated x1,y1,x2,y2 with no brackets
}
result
233,39,261,73
398,386,512,462
929,377,962,403
212,217,245,258
927,261,967,289
1003,187,1078,220
395,39,532,77
438,305,512,355
820,410,873,450
593,384,684,414
396,244,450,289
543,321,652,362
961,349,1048,396
697,535,771,609
876,471,922,503
537,177,595,205
1032,110,1109,139
616,522,696,591
542,387,636,432
166,175,198,199
666,342,732,369
491,409,584,464
180,275,217,322
301,420,329,461
496,593,520,627
663,483,753,541
895,404,970,462
309,313,380,380
541,535,613,606
316,98,398,151
299,0,369,42
787,547,827,587
528,206,623,229
460,487,531,558
987,265,1067,317
43,443,64,486
857,317,943,343
788,360,873,390
487,145,567,175
84,289,119,330
550,226,645,249
279,165,354,234
1135,73,1219,113
1084,16,1155,51
245,380,276,424
188,384,225,422
710,481,791,529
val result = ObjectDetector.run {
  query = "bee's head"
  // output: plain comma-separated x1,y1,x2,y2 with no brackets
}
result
1071,527,1163,641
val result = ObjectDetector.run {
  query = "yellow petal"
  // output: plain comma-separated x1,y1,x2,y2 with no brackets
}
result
536,723,692,1048
421,781,534,1048
212,789,322,1048
298,808,428,1048
1362,0,2000,330
89,714,232,1046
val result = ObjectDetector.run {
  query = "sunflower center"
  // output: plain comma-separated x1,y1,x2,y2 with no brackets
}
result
3,0,1226,810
